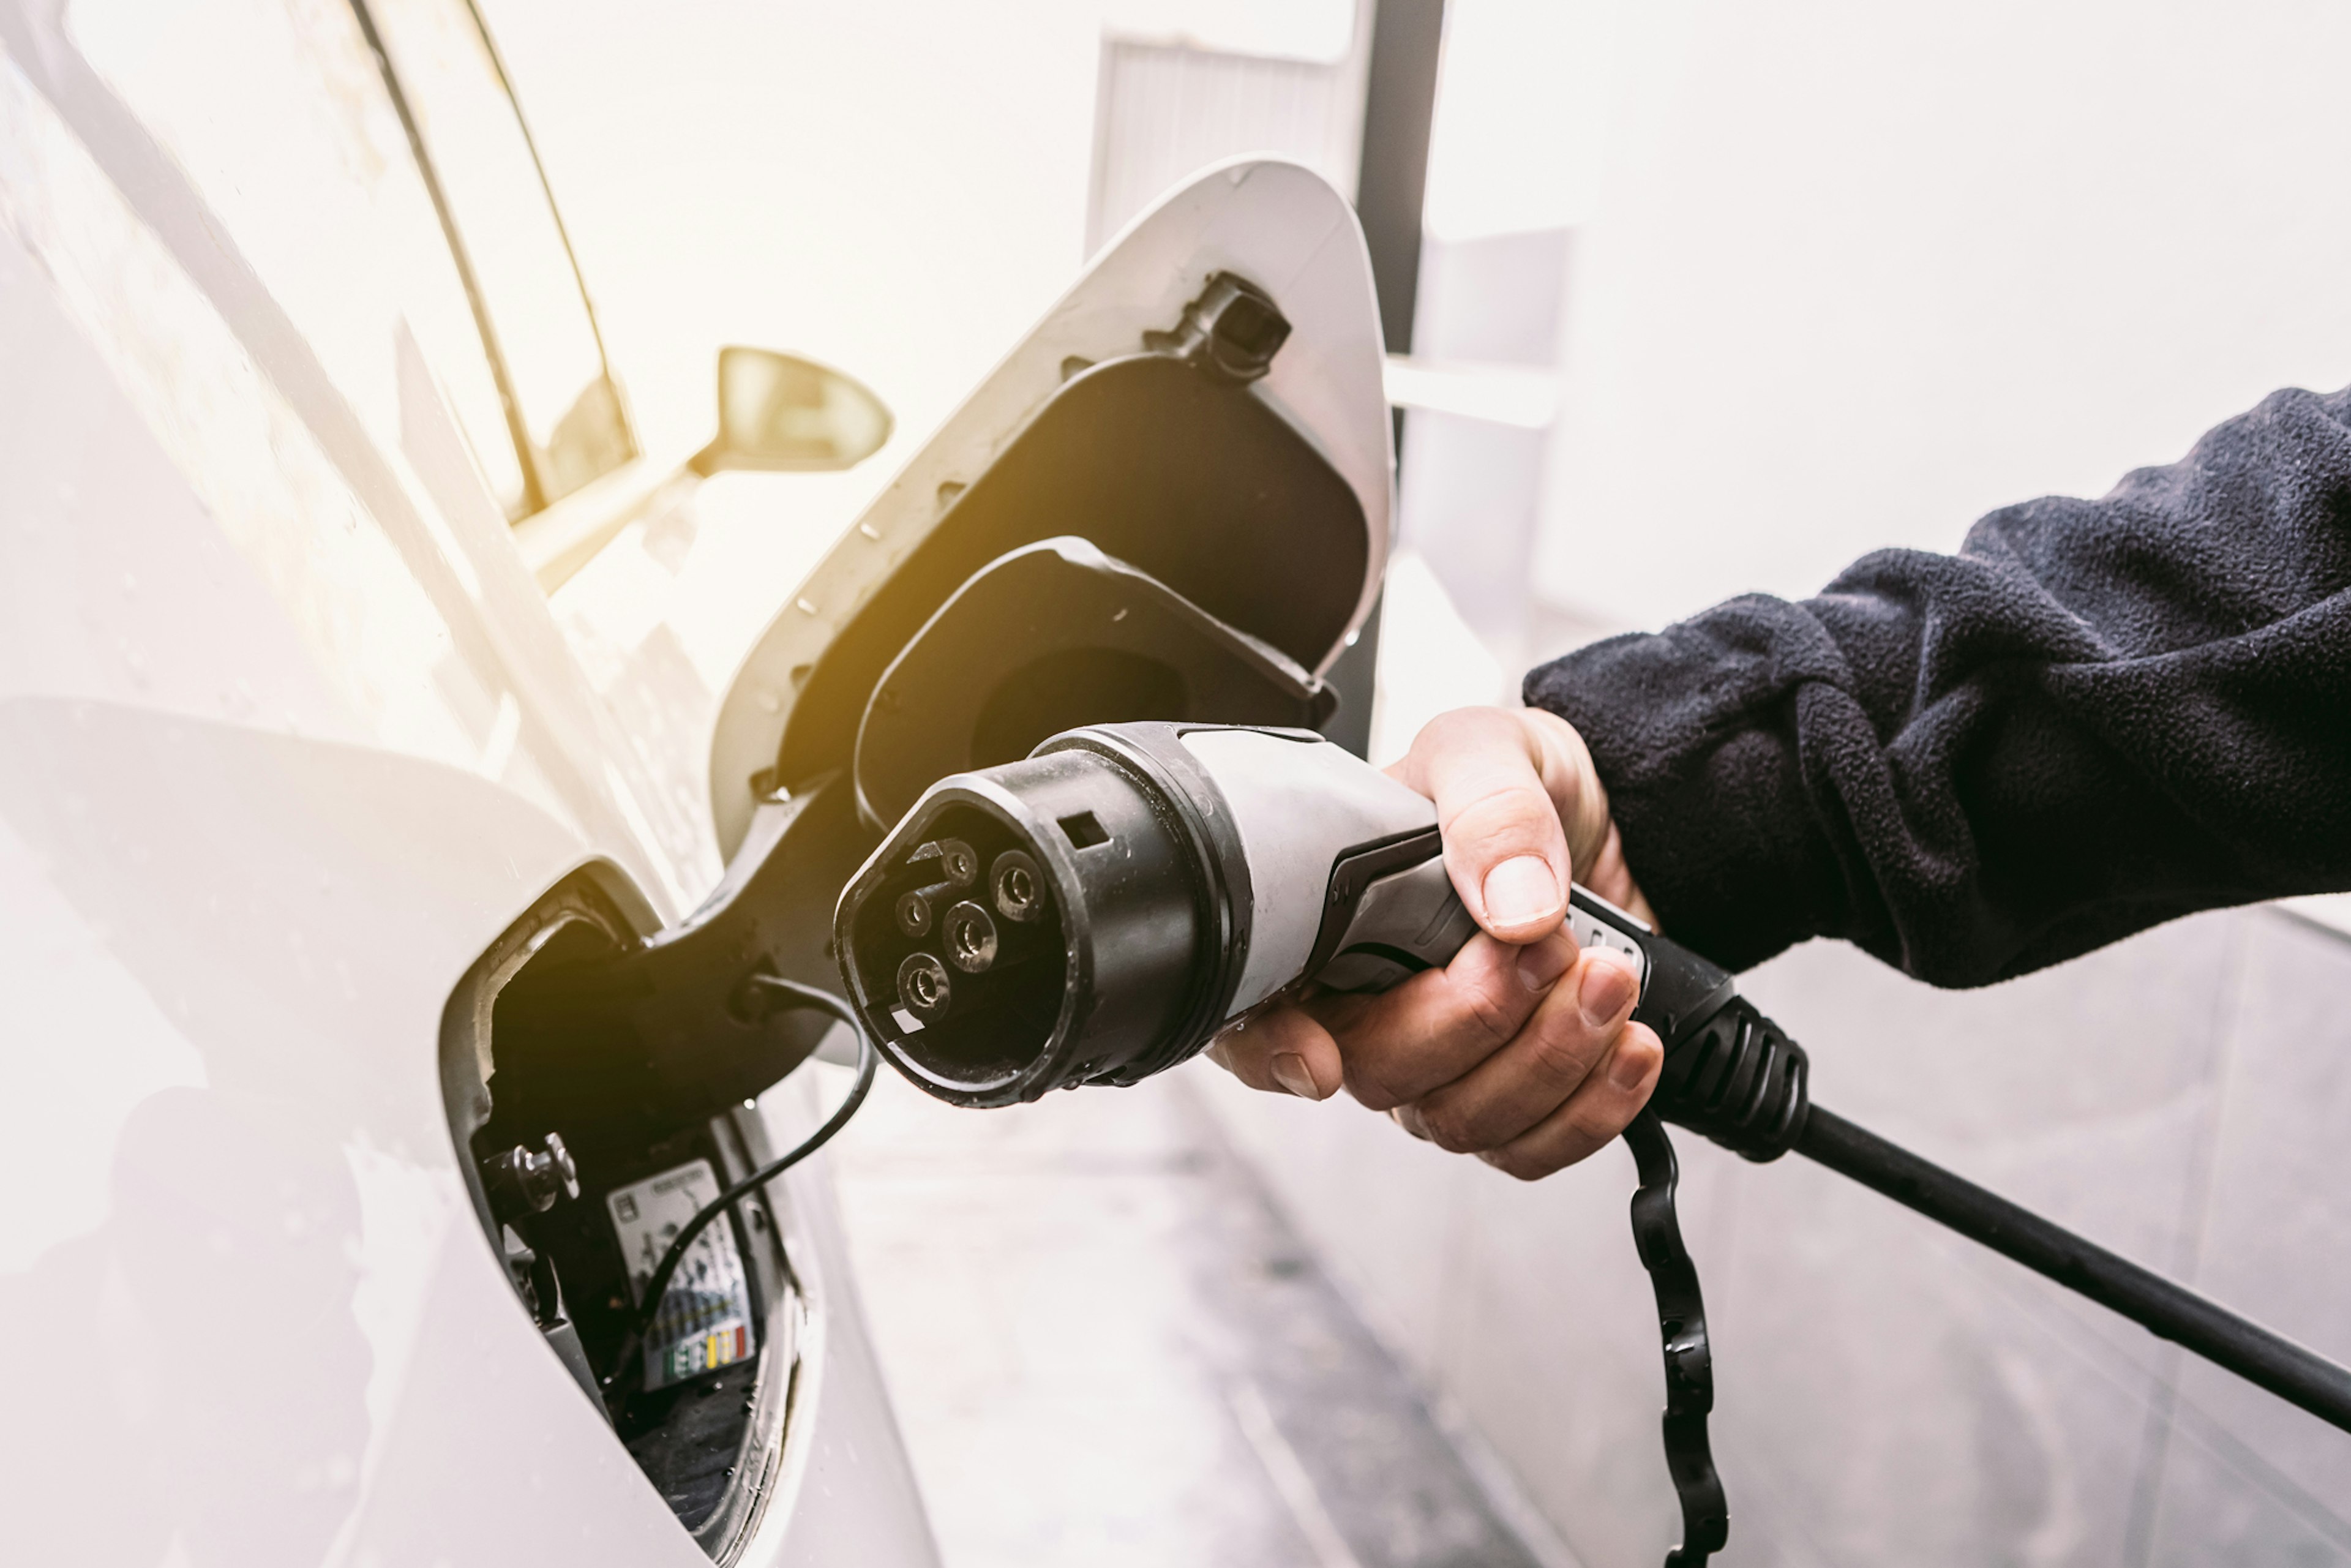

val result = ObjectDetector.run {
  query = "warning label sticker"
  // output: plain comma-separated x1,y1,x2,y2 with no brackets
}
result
606,1158,756,1391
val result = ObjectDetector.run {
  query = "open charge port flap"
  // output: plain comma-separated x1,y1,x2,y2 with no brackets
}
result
439,868,802,1558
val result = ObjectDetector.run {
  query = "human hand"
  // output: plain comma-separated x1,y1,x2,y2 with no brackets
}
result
1205,707,1665,1179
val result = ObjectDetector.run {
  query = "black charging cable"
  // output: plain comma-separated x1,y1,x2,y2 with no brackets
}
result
1630,986,2351,1566
601,977,877,1396
1794,1105,2351,1431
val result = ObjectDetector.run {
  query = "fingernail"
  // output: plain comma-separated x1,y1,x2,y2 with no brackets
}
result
1515,932,1573,994
1608,1037,1654,1092
1483,855,1562,928
1578,950,1637,1026
1270,1052,1320,1100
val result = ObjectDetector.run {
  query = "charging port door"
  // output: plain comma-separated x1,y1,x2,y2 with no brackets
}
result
711,159,1393,859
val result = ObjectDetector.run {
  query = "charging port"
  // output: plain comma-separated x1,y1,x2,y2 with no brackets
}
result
440,866,800,1558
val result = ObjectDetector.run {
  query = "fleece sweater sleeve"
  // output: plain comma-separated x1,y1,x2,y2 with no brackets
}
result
1522,384,2351,986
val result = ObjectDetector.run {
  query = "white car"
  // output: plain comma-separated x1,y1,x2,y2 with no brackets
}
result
0,0,1390,1562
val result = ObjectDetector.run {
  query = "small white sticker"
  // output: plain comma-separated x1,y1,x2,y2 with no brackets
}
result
606,1159,756,1390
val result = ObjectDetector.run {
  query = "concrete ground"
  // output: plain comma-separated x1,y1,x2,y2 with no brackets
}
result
828,1061,1565,1568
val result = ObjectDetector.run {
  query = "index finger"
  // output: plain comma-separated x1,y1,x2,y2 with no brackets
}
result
1306,925,1577,1109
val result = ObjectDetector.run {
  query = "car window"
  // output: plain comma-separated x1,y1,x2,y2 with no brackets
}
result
67,0,531,518
363,0,635,512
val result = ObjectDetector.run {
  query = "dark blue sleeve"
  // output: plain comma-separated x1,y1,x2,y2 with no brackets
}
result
1523,385,2351,986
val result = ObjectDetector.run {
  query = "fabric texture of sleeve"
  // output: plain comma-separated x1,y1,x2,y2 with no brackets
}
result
1523,384,2351,986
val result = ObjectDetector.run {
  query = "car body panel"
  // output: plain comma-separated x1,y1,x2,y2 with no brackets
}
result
0,9,934,1562
0,2,1389,1559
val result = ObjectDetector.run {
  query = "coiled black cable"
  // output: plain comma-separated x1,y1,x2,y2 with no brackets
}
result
1622,1111,1729,1566
601,977,877,1395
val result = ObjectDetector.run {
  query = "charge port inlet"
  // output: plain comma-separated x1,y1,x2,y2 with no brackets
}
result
440,868,804,1557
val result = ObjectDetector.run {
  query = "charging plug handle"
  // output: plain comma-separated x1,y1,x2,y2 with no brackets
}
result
833,722,2351,1568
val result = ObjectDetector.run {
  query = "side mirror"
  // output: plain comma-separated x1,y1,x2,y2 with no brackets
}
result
692,347,893,475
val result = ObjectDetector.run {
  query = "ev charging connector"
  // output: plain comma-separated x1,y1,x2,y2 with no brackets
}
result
836,721,2351,1568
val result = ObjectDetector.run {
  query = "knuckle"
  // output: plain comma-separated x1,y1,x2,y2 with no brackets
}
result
1558,1084,1640,1149
1418,705,1509,754
1344,1059,1409,1111
1446,783,1561,856
1416,1101,1481,1153
1523,1016,1603,1089
1482,1147,1551,1182
1451,980,1524,1051
1348,1073,1410,1114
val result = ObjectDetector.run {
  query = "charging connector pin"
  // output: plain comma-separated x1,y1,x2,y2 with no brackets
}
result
940,900,1000,973
896,951,953,1020
894,880,961,937
990,850,1046,923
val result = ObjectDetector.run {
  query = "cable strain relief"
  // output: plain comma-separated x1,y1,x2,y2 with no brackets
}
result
1652,994,1811,1162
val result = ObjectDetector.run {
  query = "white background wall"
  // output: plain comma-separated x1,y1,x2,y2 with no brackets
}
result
1528,0,2351,632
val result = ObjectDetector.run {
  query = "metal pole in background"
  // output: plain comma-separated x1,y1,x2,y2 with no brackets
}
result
1321,0,1446,758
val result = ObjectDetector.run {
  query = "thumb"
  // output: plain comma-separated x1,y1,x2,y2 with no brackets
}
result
1388,708,1570,945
